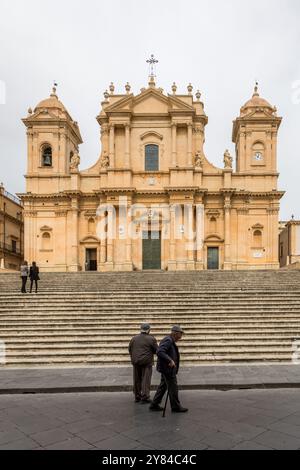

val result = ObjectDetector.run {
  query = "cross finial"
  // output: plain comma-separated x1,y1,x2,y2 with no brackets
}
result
146,54,158,79
51,81,58,97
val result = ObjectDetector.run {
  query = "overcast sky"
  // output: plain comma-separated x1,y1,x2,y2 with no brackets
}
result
0,0,299,219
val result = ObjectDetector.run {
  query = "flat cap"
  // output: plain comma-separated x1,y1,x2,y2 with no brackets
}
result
171,325,184,334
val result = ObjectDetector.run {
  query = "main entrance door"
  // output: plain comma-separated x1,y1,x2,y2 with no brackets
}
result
207,247,219,270
86,248,97,271
142,231,161,270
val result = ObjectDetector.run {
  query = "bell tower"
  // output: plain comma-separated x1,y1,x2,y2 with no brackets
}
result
232,84,282,174
22,86,82,190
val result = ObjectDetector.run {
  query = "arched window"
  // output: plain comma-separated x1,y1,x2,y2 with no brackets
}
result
145,144,159,171
41,145,52,167
253,230,262,248
88,218,95,234
252,142,265,162
42,232,51,250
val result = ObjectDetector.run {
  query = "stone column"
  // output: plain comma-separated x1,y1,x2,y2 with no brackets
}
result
271,130,278,171
224,196,232,270
101,125,109,155
27,131,33,174
24,209,32,263
106,206,114,270
100,208,107,265
187,123,193,166
187,204,195,270
125,204,133,270
168,206,176,270
125,124,131,168
171,123,177,167
196,201,204,270
109,124,115,168
238,131,246,172
70,197,80,271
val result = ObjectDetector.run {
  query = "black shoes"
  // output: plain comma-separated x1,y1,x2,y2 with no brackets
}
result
149,405,164,411
172,407,188,413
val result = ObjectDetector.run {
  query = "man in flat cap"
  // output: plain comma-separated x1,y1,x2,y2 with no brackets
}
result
128,324,158,404
150,325,188,413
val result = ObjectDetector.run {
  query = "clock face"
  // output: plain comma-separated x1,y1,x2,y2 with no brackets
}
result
254,152,263,161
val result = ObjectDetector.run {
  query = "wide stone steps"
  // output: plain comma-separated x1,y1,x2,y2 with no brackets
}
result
1,314,300,322
1,353,295,366
1,270,300,366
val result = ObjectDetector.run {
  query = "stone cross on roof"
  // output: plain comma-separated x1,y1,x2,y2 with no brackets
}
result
146,54,158,78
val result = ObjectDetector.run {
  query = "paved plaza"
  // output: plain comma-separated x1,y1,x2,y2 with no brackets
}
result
1,389,300,450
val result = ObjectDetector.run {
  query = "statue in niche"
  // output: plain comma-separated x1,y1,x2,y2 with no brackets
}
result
195,151,205,169
70,150,80,170
224,149,233,169
100,151,110,169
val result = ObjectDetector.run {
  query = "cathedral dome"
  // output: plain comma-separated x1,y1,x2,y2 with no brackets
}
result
240,85,276,116
34,87,67,113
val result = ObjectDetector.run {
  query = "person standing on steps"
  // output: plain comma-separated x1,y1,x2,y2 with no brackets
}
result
29,261,40,293
20,261,29,293
128,323,158,404
150,325,188,413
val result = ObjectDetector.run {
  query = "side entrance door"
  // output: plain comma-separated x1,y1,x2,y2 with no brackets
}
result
86,248,97,271
207,247,219,270
142,231,161,270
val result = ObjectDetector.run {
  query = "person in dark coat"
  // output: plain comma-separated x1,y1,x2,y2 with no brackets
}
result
128,323,158,403
150,325,188,413
29,261,40,293
20,261,29,293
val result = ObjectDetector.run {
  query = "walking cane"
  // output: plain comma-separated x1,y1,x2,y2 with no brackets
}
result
162,389,169,418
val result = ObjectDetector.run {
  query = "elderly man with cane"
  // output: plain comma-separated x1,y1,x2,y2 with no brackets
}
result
129,323,158,404
149,325,188,414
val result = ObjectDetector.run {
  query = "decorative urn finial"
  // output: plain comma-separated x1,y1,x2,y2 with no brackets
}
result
103,90,109,101
187,83,193,95
172,82,177,95
109,82,115,94
125,82,131,94
195,90,201,101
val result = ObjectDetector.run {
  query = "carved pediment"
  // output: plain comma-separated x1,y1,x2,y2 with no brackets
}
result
26,109,60,120
104,88,194,115
140,131,163,141
40,225,53,232
205,234,224,242
242,108,276,119
80,236,100,244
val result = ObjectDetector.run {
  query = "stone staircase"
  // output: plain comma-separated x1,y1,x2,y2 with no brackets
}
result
0,270,300,367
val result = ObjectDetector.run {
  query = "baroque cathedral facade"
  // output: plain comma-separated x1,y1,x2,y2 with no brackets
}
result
20,73,284,272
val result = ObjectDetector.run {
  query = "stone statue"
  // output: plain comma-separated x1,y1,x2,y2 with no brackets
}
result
70,151,80,171
100,152,110,169
195,151,205,169
224,149,233,169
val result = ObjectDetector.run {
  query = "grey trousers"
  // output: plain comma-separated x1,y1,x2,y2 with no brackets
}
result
151,374,181,410
133,365,153,401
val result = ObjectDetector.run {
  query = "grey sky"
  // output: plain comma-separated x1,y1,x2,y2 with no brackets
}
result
0,0,299,219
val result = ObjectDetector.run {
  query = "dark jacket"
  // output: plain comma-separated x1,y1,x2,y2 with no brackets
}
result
156,335,180,377
29,266,40,281
128,333,158,366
